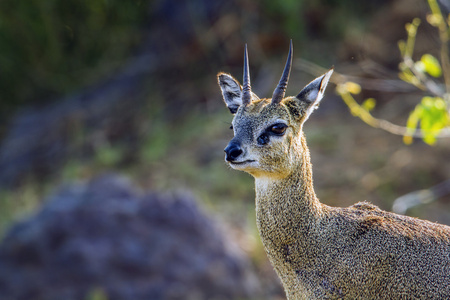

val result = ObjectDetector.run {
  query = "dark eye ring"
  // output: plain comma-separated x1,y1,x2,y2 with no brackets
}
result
269,123,288,135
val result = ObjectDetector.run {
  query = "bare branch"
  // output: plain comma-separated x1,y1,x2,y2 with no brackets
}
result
393,179,450,214
295,59,450,139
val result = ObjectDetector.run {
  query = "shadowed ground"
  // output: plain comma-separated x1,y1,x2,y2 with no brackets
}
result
0,174,260,300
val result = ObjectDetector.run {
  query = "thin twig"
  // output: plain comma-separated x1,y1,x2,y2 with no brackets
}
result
339,90,450,138
402,57,444,97
295,58,418,93
294,58,450,139
392,179,450,214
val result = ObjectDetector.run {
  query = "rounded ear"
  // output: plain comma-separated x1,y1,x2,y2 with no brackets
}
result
217,73,243,114
295,68,333,121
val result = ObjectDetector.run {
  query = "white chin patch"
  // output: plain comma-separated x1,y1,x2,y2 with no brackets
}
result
229,160,257,170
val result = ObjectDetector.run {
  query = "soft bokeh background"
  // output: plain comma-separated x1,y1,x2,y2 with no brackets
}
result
0,0,449,298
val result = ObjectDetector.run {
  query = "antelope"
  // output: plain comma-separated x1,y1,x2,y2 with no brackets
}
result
217,41,450,299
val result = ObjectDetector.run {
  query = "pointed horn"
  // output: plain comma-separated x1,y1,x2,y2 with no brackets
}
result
242,44,251,106
271,40,293,104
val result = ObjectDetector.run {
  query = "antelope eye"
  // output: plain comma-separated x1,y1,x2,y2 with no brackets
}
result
269,123,288,135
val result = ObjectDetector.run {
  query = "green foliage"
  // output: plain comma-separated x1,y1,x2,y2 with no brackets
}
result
339,0,450,145
0,0,148,118
260,0,380,53
260,0,306,39
399,0,449,144
405,97,449,145
362,98,376,112
0,182,48,237
418,54,442,78
94,143,126,167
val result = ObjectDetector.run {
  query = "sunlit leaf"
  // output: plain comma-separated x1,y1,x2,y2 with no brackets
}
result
335,84,347,95
346,82,361,95
426,13,441,26
426,0,445,27
415,97,449,145
420,54,442,77
403,135,413,145
405,105,422,131
336,82,361,95
399,70,421,87
404,104,423,145
423,135,437,144
362,98,376,111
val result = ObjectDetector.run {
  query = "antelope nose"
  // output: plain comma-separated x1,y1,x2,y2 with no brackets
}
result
224,142,243,162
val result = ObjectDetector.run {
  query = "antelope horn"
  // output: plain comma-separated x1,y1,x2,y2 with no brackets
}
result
271,40,293,104
242,44,252,106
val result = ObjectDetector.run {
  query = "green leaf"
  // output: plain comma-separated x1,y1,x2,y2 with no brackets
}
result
399,70,421,87
406,106,422,130
94,143,124,167
418,97,449,145
362,98,376,112
404,103,423,144
346,82,361,95
420,54,442,77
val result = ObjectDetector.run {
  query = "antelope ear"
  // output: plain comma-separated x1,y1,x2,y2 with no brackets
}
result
296,68,333,121
217,73,243,114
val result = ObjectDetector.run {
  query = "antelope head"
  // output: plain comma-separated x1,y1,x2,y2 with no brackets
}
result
218,41,333,179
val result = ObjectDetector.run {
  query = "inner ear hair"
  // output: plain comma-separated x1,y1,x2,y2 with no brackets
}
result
295,69,333,120
217,73,243,114
296,77,322,104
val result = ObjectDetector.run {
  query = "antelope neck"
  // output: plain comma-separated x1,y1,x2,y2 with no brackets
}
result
255,167,323,219
254,149,325,242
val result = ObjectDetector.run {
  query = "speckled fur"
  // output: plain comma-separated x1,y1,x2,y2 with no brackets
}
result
218,72,450,299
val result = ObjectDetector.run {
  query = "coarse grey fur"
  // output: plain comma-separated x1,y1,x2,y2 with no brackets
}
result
217,44,450,299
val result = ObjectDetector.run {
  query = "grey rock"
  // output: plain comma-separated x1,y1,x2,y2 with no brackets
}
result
0,174,260,300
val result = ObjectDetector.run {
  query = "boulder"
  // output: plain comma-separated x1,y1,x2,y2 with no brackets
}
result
0,175,260,300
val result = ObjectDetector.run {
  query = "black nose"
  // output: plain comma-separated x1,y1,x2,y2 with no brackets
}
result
224,142,243,162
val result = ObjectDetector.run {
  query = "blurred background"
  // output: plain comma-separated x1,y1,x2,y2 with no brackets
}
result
0,0,449,299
